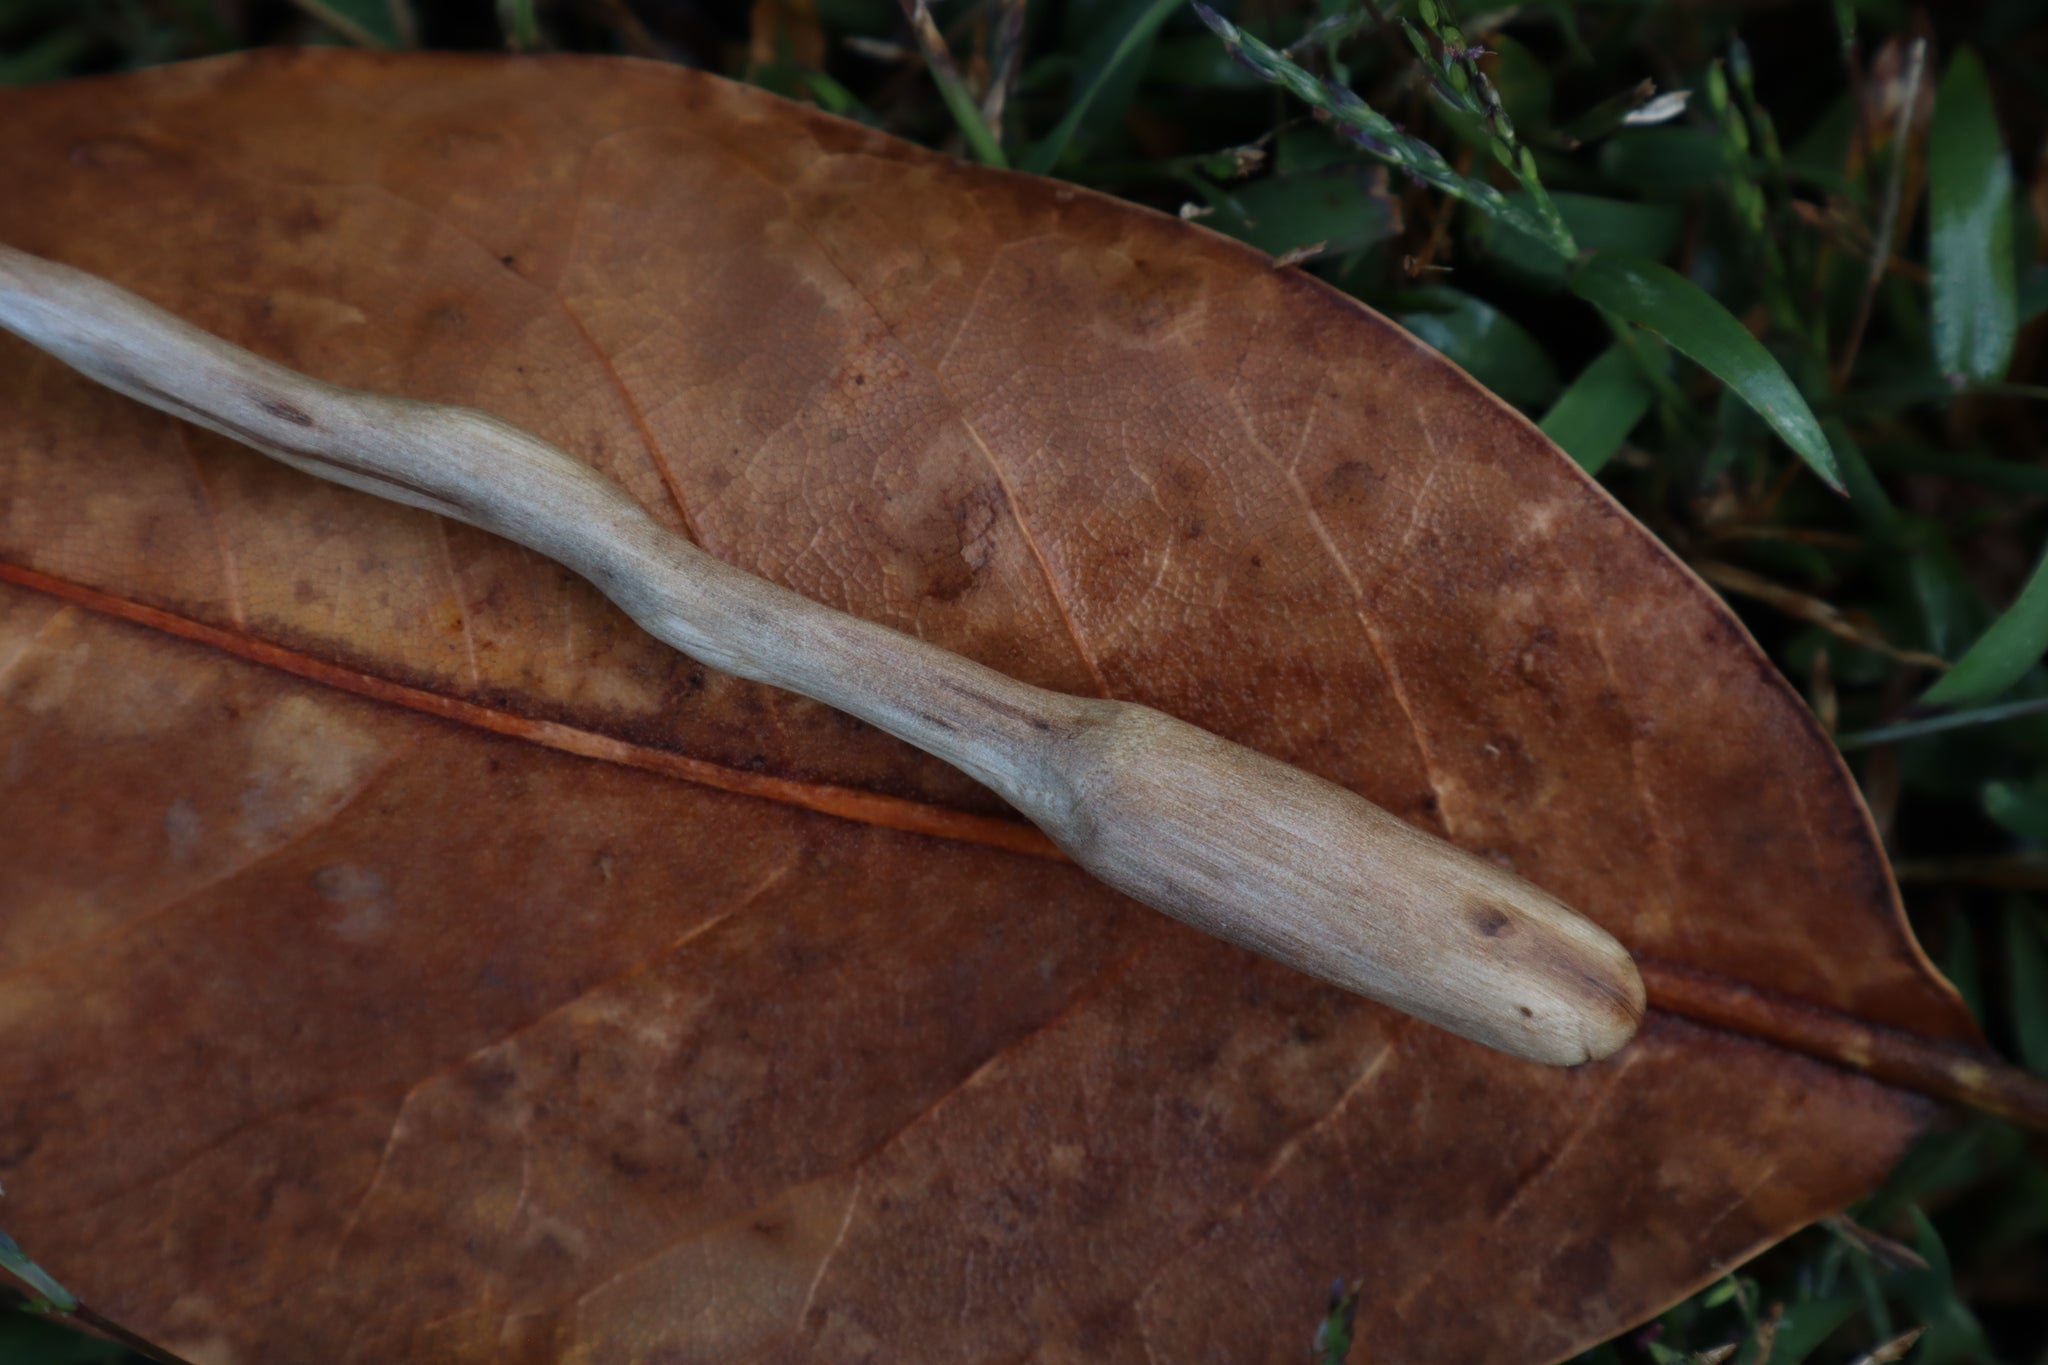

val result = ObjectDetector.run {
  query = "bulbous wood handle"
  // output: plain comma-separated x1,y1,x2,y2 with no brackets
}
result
0,241,1644,1065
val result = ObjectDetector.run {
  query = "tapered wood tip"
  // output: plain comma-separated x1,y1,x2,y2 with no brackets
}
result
1408,877,1645,1066
1028,705,1649,1067
1542,930,1646,1065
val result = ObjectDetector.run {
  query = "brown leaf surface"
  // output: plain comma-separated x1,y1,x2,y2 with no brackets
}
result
0,51,1991,1364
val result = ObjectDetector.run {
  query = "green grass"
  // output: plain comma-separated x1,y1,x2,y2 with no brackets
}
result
2,0,2045,1360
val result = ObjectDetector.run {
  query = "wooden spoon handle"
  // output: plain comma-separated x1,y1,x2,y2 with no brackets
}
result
0,242,1643,1065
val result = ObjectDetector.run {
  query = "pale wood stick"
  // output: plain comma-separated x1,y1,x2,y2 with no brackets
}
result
0,241,1643,1065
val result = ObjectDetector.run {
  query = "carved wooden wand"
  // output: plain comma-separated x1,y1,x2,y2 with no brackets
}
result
0,241,1643,1065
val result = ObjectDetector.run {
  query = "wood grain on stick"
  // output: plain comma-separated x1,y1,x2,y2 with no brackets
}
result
0,240,1643,1065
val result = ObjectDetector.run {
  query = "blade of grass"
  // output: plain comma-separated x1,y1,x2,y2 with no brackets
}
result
498,0,540,50
1284,4,1382,58
1834,35,1924,389
1186,3,1565,254
1471,192,1682,290
1209,163,1400,258
385,0,418,47
1920,543,2048,706
1021,0,1182,175
1392,285,1559,409
1983,778,2048,842
981,0,1027,130
898,0,1008,168
1311,1279,1360,1364
799,69,875,121
2005,903,2048,1075
0,1229,76,1312
1927,47,2018,384
1539,342,1655,473
1836,695,2048,750
1898,1210,1992,1364
288,0,392,47
1769,1297,1862,1365
1824,422,1899,535
1570,251,1842,491
1864,443,2048,497
1400,0,1575,256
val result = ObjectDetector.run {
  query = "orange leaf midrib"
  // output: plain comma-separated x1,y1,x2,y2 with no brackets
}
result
10,554,2045,1130
0,556,1060,859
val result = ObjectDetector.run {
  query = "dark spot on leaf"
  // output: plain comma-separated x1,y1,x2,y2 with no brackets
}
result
1321,459,1384,507
277,204,326,241
461,1057,518,1104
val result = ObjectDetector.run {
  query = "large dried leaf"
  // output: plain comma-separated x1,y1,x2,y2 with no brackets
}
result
0,52,1994,1363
